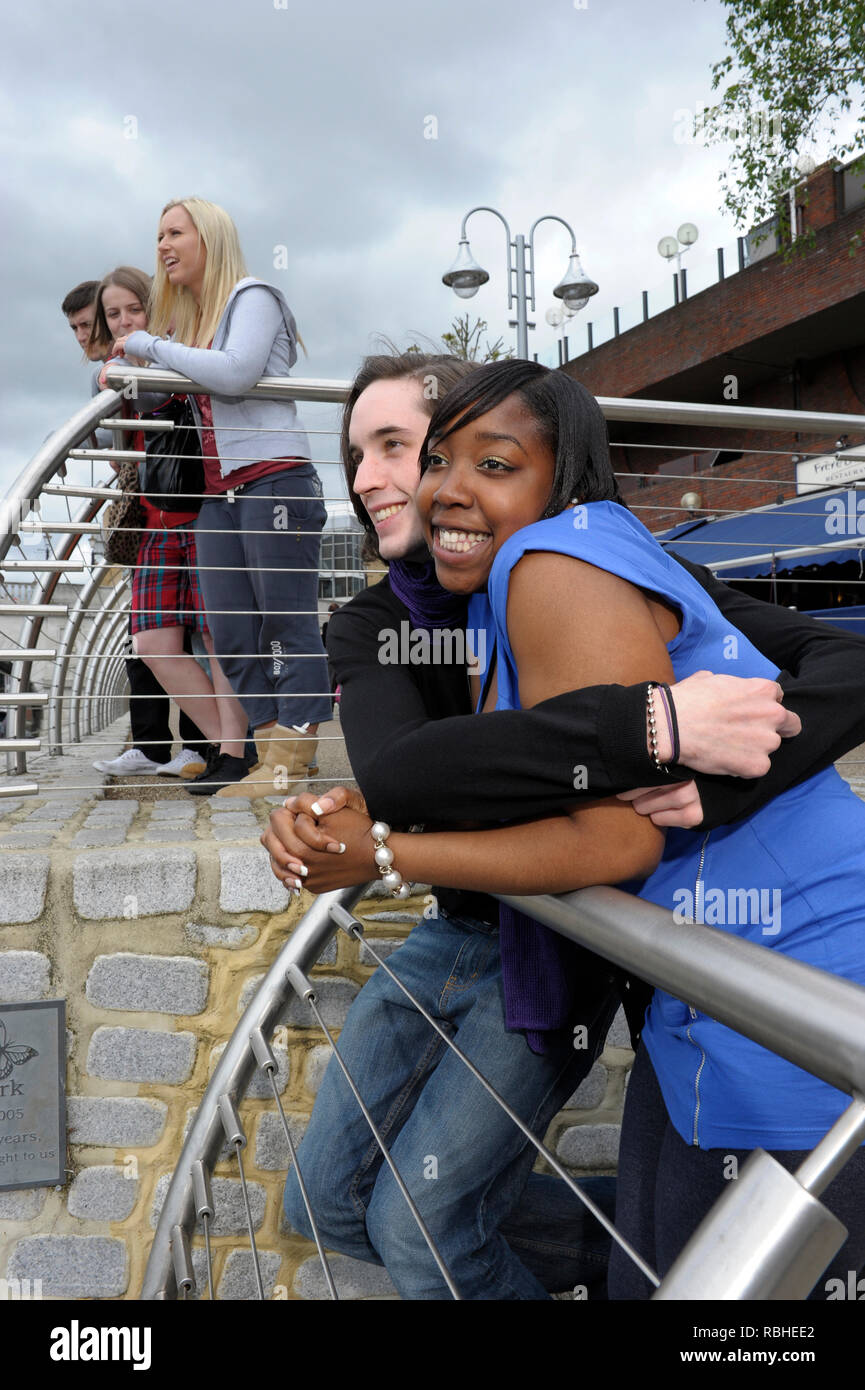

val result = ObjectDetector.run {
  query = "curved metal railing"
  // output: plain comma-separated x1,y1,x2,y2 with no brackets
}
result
142,882,865,1302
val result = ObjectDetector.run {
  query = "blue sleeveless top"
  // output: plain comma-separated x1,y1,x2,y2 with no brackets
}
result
468,501,865,1149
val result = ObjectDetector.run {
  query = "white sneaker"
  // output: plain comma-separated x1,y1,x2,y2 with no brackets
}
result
156,748,209,779
93,748,163,776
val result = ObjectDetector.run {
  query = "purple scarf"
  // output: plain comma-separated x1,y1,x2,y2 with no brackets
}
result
388,553,466,631
389,552,576,1055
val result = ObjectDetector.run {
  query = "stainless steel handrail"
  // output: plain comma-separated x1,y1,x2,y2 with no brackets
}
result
142,881,865,1301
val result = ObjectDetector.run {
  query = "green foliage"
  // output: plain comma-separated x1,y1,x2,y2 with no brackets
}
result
703,0,865,250
440,314,512,362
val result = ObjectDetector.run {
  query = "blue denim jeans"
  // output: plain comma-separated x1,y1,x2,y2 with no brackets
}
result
284,907,618,1300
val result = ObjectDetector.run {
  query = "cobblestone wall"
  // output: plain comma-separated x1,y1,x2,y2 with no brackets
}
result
0,790,630,1301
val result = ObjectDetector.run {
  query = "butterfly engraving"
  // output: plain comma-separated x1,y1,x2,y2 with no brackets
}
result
0,1018,38,1081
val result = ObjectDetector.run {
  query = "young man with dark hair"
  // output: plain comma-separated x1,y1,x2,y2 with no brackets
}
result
62,281,101,359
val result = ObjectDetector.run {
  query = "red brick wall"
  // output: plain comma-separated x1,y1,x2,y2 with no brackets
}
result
565,190,865,403
613,346,865,530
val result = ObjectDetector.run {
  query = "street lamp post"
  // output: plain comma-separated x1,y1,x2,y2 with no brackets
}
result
442,206,598,360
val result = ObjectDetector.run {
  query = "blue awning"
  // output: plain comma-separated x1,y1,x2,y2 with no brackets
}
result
658,488,865,578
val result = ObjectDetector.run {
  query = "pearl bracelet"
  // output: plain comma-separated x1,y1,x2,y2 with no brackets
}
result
371,821,411,900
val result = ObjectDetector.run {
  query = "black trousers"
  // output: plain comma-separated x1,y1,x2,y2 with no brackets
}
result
608,1044,865,1300
126,623,207,762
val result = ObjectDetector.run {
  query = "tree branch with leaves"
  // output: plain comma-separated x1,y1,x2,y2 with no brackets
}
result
703,0,865,250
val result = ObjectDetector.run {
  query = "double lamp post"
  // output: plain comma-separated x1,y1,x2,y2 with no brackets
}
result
441,205,599,360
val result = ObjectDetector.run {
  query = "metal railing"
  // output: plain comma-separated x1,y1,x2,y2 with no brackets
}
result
4,367,865,786
142,883,865,1301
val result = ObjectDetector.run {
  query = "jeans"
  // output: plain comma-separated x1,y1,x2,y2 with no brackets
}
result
194,465,331,729
284,907,618,1300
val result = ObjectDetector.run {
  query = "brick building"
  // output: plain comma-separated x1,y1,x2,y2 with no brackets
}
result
562,158,865,624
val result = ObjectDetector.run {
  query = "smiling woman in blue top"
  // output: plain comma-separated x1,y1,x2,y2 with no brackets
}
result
109,197,331,796
268,358,865,1299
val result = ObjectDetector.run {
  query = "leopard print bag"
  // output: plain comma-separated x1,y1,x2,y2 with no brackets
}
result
103,459,146,566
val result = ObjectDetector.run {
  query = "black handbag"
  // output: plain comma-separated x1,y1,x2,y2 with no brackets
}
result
138,395,205,514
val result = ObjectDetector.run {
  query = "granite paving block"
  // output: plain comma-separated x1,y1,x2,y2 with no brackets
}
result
72,826,128,848
556,1123,621,1169
0,854,50,924
211,823,261,841
67,1096,168,1148
209,1040,290,1097
86,953,209,1015
0,834,54,849
73,848,196,919
0,1188,48,1221
150,802,197,821
253,1110,308,1169
151,1174,266,1236
219,848,290,913
7,1235,127,1297
86,802,138,821
86,1026,196,1083
218,1249,283,1301
295,1253,397,1300
27,803,80,822
0,950,51,1001
281,976,359,1030
67,1165,139,1222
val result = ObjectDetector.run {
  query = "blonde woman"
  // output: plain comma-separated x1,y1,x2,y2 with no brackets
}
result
92,266,246,781
110,198,330,797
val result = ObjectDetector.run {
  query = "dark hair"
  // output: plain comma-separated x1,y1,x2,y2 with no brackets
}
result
341,351,480,555
61,281,100,317
421,359,624,517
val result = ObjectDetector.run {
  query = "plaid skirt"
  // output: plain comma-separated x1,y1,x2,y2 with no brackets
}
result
130,526,210,635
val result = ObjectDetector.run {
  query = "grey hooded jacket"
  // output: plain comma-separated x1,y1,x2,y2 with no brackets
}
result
123,278,310,479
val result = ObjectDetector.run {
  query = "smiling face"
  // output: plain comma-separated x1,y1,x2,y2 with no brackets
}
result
348,377,433,560
157,203,207,300
415,393,556,594
101,284,148,339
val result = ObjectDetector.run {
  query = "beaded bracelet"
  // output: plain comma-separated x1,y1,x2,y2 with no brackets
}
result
371,821,411,900
647,682,679,772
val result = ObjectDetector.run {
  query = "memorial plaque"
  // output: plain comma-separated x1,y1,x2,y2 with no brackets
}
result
0,1000,65,1191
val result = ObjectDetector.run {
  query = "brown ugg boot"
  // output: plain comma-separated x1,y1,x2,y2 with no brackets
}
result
260,724,319,793
213,725,318,799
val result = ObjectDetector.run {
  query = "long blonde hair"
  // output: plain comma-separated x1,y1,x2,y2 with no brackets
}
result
87,265,153,359
148,197,248,347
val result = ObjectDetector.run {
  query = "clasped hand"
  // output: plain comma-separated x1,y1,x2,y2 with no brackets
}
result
261,787,376,894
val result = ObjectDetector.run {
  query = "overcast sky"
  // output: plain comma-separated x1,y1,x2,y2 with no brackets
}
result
0,0,800,502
